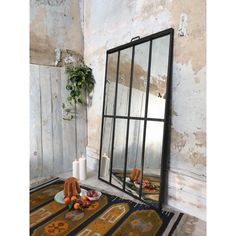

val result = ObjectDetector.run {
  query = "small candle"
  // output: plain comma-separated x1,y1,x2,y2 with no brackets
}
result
79,155,87,181
101,153,110,177
72,159,80,179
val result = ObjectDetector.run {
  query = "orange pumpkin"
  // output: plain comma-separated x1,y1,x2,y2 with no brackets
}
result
64,197,71,204
74,203,80,209
71,196,77,201
81,195,88,201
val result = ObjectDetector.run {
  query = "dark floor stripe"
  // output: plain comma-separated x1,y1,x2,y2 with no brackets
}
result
30,177,60,192
30,198,55,213
168,213,184,236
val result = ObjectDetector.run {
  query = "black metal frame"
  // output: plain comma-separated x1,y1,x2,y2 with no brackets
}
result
98,28,174,209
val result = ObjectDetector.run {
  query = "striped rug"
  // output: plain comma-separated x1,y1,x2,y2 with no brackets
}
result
30,178,184,236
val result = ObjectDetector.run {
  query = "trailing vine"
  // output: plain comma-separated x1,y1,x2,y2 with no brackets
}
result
62,64,95,120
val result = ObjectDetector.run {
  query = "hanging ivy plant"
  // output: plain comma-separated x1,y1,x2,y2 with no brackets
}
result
62,64,95,120
65,64,95,105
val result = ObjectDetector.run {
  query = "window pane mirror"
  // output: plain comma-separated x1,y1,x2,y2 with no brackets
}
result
99,28,174,209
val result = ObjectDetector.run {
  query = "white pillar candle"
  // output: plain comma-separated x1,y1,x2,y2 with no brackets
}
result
79,155,87,180
72,159,80,179
105,155,110,177
100,154,106,177
101,153,110,177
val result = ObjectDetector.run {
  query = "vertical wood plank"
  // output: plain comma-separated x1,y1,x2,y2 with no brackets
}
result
30,64,42,179
76,94,87,158
168,187,206,221
50,67,63,175
40,65,54,177
61,68,76,172
167,170,206,220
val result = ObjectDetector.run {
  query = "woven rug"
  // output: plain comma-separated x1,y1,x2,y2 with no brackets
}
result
30,178,184,236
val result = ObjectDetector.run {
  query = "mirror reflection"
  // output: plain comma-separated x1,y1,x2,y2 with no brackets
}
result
141,121,164,205
116,48,132,116
104,52,118,116
125,120,144,197
100,30,173,208
130,42,150,117
111,118,127,188
100,117,113,182
148,35,170,119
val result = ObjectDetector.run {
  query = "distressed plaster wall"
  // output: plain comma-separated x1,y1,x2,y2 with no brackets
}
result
30,0,84,65
30,0,86,179
83,0,206,220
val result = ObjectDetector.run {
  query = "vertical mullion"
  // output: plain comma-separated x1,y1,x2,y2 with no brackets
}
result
139,40,153,198
123,46,135,190
109,51,120,183
98,53,109,179
159,30,174,205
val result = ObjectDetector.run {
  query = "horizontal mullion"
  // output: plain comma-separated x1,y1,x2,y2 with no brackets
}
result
104,114,165,122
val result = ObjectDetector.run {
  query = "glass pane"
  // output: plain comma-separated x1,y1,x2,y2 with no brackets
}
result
130,42,150,117
111,118,127,188
116,48,132,116
100,118,113,182
141,121,164,206
124,120,144,197
104,52,118,115
99,31,173,208
148,35,170,119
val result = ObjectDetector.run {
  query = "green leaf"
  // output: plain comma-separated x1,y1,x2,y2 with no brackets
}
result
65,63,95,109
75,90,81,96
66,85,72,90
67,201,74,210
78,95,84,104
78,71,85,78
70,90,76,96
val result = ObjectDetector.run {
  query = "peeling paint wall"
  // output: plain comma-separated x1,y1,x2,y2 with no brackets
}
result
83,0,206,220
30,0,206,220
30,0,84,65
30,0,86,179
